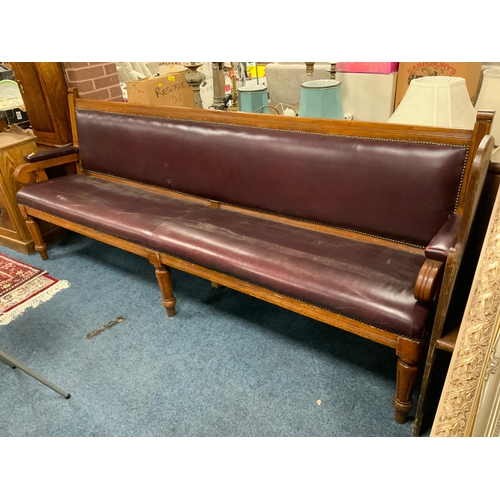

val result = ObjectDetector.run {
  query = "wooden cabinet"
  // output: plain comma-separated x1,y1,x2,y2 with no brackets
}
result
8,63,72,147
0,132,64,254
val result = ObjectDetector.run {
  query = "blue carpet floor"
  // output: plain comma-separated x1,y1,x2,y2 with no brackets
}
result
0,231,434,437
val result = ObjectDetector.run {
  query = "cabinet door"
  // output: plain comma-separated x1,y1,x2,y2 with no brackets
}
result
9,62,73,147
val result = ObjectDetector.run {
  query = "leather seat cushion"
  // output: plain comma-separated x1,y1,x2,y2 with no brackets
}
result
17,175,430,339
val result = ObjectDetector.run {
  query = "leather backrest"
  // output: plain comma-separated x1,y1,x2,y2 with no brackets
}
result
76,108,468,247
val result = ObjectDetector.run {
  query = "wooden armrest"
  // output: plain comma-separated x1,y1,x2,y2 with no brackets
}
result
24,146,79,163
425,214,460,262
415,216,460,302
14,152,80,185
414,258,445,302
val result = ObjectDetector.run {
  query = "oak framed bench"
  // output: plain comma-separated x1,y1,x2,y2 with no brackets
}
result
14,90,495,429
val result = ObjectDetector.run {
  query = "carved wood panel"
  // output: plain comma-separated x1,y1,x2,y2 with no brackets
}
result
432,165,500,436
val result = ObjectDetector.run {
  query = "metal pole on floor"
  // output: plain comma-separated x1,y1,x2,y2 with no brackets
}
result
0,349,70,399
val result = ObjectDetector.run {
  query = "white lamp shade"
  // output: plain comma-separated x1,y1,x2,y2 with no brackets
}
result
475,68,500,146
388,76,476,129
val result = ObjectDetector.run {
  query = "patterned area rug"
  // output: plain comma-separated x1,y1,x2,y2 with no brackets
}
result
0,253,69,325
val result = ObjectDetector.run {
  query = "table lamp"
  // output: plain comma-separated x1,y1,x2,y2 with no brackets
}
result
475,68,500,146
183,62,206,109
388,76,476,129
238,84,269,113
298,79,343,119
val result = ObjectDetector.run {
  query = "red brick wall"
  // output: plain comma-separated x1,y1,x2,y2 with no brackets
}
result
63,62,123,102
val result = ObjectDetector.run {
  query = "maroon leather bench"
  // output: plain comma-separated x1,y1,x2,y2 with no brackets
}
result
14,94,495,430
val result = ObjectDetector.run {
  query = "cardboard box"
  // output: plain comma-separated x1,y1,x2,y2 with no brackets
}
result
337,62,398,74
158,63,187,76
394,62,483,109
126,72,195,108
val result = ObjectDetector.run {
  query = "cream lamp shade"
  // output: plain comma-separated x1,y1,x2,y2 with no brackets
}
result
388,76,476,129
475,68,500,146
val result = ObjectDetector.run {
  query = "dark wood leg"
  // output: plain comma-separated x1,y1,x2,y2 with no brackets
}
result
21,210,48,260
393,356,419,424
412,342,438,436
393,338,423,425
149,253,176,317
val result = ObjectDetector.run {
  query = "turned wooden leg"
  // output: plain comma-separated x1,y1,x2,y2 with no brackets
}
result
393,338,423,424
21,209,48,261
393,356,419,424
149,253,176,317
154,265,177,317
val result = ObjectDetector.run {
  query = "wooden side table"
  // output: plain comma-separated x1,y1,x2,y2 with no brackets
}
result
0,132,65,254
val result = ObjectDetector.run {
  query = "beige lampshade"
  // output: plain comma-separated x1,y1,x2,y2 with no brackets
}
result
475,68,500,146
388,76,476,129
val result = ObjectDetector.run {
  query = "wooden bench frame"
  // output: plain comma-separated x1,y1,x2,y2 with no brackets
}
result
14,90,495,431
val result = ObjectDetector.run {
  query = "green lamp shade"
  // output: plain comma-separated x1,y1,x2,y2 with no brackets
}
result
238,84,269,113
299,79,343,119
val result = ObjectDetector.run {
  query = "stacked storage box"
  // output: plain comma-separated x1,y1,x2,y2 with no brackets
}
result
335,62,399,122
